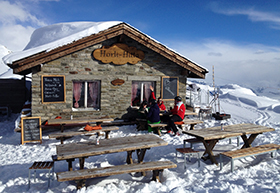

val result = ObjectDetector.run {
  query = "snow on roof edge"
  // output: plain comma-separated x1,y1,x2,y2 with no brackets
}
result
2,21,123,65
3,21,208,73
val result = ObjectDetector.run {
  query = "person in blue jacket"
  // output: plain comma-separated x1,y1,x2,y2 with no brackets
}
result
144,99,161,133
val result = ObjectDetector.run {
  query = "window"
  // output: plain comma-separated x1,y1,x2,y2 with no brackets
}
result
131,81,155,106
73,80,101,110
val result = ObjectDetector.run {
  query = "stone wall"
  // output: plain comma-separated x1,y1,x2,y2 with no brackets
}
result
31,36,188,122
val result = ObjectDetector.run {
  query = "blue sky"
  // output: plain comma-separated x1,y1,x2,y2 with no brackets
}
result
0,0,280,88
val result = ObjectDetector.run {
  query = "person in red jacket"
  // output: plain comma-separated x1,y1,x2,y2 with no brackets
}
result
167,96,186,136
150,86,166,111
157,97,166,111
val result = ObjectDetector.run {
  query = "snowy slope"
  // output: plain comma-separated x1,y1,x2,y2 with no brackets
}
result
251,85,280,101
0,82,280,193
0,45,22,79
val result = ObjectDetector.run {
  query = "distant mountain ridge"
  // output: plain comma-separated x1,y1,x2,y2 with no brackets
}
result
189,80,280,101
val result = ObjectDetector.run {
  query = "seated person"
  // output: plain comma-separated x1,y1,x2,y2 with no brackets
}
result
139,101,148,111
157,97,166,112
166,96,186,136
150,85,166,111
144,99,161,133
137,101,148,119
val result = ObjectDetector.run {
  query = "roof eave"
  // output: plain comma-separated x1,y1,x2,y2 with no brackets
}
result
10,22,208,78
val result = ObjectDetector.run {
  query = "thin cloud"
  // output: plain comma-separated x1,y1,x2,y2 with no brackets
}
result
210,3,280,30
208,52,222,57
0,0,47,51
169,39,280,87
0,1,46,26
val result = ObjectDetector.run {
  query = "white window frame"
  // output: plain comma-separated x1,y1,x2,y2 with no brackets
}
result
72,80,101,111
131,81,155,107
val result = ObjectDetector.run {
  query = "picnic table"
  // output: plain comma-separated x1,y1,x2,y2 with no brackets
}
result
159,110,197,117
182,123,275,164
55,134,168,171
47,118,114,132
180,119,204,130
185,111,198,116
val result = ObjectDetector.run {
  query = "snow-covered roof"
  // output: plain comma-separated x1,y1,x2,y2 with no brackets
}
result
3,21,122,64
0,45,23,79
3,21,208,78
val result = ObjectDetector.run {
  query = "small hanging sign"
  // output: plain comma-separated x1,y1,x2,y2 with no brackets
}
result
111,79,125,86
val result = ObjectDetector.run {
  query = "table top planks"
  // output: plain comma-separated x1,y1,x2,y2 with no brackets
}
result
56,134,168,160
49,126,119,139
48,118,114,125
182,123,275,140
159,111,197,117
185,111,198,116
182,119,203,125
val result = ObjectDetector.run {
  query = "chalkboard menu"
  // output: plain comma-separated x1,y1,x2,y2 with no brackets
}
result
21,117,42,145
42,75,65,103
161,76,179,100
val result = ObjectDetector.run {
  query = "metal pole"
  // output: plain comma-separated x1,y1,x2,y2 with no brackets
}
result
212,65,215,88
218,87,220,113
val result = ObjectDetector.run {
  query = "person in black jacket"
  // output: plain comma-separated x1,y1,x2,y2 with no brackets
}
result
144,99,161,132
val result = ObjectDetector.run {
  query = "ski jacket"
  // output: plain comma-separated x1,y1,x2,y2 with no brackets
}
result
145,103,160,123
170,101,186,120
151,91,166,111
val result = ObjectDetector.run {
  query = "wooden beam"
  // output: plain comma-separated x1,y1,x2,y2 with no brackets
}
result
11,23,207,78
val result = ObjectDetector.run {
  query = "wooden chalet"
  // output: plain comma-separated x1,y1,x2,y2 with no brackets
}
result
6,22,208,121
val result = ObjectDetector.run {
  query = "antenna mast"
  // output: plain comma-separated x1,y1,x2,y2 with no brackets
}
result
212,65,215,88
210,65,220,113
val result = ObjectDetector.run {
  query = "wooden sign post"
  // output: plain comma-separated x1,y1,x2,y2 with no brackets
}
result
21,117,42,145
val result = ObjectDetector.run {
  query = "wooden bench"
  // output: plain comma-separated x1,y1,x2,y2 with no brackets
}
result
175,119,203,130
147,118,203,135
176,148,200,168
28,161,54,189
148,123,168,136
48,126,119,144
184,138,203,149
56,160,177,189
220,143,280,172
148,119,203,135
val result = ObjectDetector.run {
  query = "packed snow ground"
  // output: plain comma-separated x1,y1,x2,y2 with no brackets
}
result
0,82,280,193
